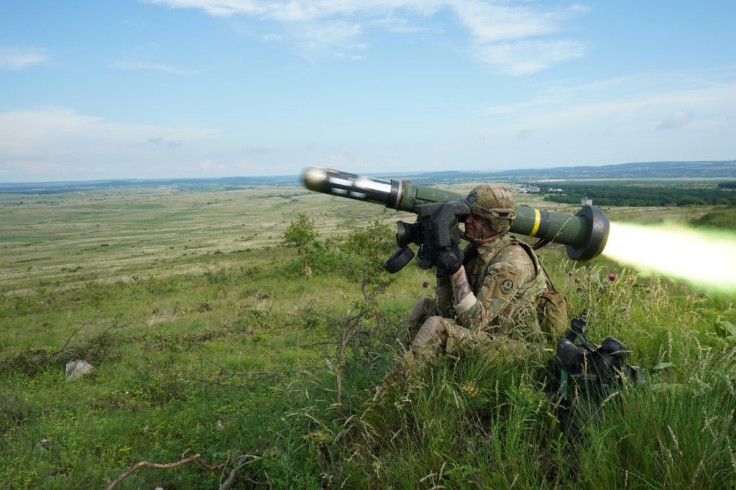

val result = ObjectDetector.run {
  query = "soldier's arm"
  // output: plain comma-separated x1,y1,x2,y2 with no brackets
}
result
449,266,473,308
453,247,536,329
451,265,515,328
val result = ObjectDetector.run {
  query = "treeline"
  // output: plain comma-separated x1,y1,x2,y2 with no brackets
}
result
536,182,736,207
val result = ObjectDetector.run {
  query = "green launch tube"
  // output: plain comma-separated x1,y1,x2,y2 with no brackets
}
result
302,167,609,261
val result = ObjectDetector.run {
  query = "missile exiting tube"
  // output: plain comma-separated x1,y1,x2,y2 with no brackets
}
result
303,167,609,261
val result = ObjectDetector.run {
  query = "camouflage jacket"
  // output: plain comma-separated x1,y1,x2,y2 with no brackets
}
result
436,235,548,339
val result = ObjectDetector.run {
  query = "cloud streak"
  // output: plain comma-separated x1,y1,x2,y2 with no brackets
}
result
144,0,587,73
477,39,585,75
0,47,48,70
0,107,220,180
470,78,736,167
146,137,184,149
110,60,196,75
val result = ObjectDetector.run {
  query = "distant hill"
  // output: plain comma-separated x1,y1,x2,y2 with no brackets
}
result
1,160,735,194
388,160,736,183
0,175,300,194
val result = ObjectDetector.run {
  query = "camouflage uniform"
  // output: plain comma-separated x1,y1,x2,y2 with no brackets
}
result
405,236,548,366
403,185,552,370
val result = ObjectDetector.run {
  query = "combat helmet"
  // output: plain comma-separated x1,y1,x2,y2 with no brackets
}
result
465,184,516,234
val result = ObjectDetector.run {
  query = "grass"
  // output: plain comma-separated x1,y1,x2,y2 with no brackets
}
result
1,185,734,488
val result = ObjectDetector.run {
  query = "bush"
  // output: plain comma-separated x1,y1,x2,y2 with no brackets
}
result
280,219,396,282
282,213,319,253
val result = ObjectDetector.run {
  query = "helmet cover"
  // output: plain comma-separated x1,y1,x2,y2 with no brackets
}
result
465,185,516,234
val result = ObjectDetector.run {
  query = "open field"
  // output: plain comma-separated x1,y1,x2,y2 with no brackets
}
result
0,186,411,292
0,183,716,292
1,184,734,488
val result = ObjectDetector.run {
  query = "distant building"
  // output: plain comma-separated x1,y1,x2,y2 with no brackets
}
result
581,197,593,206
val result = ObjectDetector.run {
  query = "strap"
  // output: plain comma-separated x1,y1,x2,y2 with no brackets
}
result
515,238,561,292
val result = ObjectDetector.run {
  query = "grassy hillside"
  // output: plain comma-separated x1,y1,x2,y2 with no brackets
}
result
1,187,734,488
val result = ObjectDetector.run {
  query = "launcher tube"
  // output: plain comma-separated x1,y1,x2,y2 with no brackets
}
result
302,167,609,261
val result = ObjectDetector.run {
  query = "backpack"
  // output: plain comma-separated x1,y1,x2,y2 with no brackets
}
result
513,239,571,340
537,288,571,341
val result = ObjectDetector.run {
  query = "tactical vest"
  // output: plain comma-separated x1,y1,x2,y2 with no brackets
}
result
466,236,569,341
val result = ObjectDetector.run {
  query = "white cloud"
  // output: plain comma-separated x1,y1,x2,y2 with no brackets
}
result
0,47,48,70
146,137,184,148
286,19,365,61
144,0,587,73
0,107,221,180
0,108,101,156
485,73,732,121
369,16,423,34
471,79,736,166
451,1,563,43
145,0,437,21
110,60,195,75
477,39,585,75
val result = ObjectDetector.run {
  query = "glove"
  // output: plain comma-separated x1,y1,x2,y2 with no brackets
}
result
436,247,462,275
428,202,466,250
416,243,439,270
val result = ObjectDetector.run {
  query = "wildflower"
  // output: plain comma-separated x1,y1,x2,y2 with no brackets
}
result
460,382,480,397
567,271,574,277
576,287,583,293
607,273,617,282
422,281,429,288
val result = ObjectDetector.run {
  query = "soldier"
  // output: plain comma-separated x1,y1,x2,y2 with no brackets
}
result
402,184,568,371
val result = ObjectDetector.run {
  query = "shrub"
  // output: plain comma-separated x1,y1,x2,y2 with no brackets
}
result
282,213,319,253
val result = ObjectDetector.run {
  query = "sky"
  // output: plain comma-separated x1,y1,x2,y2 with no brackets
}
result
1,1,735,183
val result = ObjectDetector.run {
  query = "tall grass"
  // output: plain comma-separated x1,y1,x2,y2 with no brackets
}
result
1,195,734,488
331,252,736,489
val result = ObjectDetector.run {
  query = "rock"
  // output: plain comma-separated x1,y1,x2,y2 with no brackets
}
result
65,359,94,381
35,438,54,451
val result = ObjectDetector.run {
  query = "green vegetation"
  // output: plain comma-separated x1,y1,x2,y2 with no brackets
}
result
691,206,736,229
537,181,736,207
1,186,734,488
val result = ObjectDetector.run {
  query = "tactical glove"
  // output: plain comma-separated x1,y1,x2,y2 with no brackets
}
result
436,247,463,275
417,242,439,270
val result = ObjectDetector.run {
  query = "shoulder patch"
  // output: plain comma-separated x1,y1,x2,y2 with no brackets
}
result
500,278,514,294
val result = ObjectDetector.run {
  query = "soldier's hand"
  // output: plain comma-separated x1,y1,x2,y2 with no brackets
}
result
417,243,439,270
428,201,468,249
436,247,462,275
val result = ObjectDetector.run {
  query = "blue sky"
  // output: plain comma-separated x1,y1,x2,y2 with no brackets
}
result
1,1,735,182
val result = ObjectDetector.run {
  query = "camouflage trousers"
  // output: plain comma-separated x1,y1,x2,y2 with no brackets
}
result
401,297,532,373
371,298,534,402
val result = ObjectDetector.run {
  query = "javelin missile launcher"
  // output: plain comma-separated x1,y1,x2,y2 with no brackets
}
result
302,167,609,273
